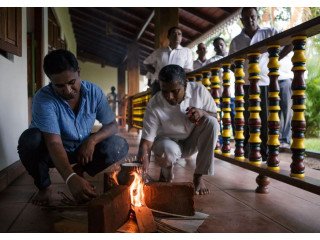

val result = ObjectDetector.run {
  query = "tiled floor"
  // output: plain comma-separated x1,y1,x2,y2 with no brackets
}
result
1,129,320,233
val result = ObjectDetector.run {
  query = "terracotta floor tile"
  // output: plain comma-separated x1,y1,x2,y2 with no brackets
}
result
197,210,291,233
0,185,36,204
0,203,26,232
225,187,320,232
8,203,60,232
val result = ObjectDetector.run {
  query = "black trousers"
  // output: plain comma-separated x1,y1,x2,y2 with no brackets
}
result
17,128,129,190
243,85,269,161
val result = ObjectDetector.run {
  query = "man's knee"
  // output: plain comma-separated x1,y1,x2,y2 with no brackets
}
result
202,116,219,132
18,128,43,152
153,141,180,167
98,135,129,161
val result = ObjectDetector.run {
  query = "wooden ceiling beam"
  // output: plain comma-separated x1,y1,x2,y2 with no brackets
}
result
91,8,155,38
70,13,137,42
180,7,218,25
73,27,127,51
76,38,125,56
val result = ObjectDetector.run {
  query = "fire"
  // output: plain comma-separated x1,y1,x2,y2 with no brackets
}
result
129,171,144,207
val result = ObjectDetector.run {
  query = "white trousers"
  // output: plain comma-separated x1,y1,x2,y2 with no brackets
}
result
152,116,219,175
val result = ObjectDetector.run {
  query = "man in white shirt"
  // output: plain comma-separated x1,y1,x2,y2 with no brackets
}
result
209,37,228,63
137,65,219,195
143,26,193,95
229,7,293,159
193,43,210,70
209,37,236,138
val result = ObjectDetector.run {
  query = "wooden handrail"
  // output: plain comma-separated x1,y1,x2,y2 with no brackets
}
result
188,16,320,75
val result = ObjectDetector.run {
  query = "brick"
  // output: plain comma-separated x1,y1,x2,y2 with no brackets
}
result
133,205,157,233
88,185,131,232
143,182,195,216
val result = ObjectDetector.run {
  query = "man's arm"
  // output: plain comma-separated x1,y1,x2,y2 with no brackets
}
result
137,138,153,173
43,133,97,203
186,107,217,125
279,44,293,60
77,120,118,165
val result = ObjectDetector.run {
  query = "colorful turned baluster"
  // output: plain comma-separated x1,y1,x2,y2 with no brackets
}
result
202,71,211,90
267,45,281,171
210,67,222,154
195,74,202,84
290,36,307,179
234,59,245,161
221,63,232,157
247,53,262,165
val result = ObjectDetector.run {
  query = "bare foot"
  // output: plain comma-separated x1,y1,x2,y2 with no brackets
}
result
159,167,173,183
193,174,210,195
32,186,53,206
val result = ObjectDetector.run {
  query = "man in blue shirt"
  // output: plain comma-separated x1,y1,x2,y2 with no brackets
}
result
17,49,128,205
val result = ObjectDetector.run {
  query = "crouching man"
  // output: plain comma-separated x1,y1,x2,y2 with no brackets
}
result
17,49,128,205
137,64,219,195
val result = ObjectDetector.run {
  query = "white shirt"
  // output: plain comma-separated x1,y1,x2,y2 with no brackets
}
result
141,82,217,142
143,45,193,81
193,59,210,70
229,27,293,85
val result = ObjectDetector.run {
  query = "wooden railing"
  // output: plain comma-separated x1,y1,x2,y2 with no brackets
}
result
127,16,320,195
127,90,151,129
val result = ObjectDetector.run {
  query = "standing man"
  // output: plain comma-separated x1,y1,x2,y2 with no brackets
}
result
209,37,228,62
137,65,219,195
209,37,236,138
193,43,209,70
17,50,129,205
143,26,193,95
107,86,117,114
229,7,293,160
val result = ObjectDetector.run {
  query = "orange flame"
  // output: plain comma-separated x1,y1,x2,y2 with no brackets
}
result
129,171,144,207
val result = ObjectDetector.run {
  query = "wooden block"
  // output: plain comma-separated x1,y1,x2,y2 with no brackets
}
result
144,182,195,216
133,205,157,233
117,218,139,233
88,185,130,232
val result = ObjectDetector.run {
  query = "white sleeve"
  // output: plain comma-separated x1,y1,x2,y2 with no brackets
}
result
143,50,157,65
184,48,193,71
229,39,237,55
141,104,159,142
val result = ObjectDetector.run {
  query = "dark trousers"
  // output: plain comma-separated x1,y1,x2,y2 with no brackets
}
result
17,128,129,190
243,85,269,161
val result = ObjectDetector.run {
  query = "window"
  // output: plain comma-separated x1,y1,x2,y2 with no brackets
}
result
0,8,22,56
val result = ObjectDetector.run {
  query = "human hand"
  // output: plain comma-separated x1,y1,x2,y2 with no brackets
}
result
186,107,204,125
77,139,95,165
137,151,149,174
67,174,97,203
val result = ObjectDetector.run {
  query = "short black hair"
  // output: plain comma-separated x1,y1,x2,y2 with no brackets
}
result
167,26,182,37
158,65,186,86
241,7,258,17
43,49,79,78
213,37,225,45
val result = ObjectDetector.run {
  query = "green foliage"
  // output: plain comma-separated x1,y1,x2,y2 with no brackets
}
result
305,77,320,137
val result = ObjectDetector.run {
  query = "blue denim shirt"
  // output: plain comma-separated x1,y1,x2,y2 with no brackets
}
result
30,80,115,152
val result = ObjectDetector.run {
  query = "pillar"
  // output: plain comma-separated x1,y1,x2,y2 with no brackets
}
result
154,8,179,48
127,42,140,96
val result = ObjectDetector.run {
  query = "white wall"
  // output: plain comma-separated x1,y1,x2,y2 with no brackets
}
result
0,8,28,171
78,60,118,95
